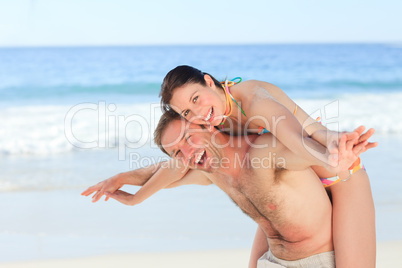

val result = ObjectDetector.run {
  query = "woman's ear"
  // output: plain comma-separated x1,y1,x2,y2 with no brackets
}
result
204,74,215,88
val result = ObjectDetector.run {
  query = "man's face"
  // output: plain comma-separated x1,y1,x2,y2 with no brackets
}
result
161,119,222,173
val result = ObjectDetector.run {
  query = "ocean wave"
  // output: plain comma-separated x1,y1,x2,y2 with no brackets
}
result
1,92,401,156
0,83,162,101
2,79,401,105
295,92,402,134
0,103,162,156
311,80,402,90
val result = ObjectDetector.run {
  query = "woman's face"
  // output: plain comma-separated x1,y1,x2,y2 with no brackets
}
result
169,75,226,126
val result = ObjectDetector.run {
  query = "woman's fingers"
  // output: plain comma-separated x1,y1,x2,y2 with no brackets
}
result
105,190,135,206
358,128,375,143
81,188,92,196
92,190,105,203
81,181,105,196
81,186,99,196
352,141,368,156
338,134,347,155
353,126,366,136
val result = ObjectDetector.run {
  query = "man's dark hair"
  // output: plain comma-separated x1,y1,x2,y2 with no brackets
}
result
154,111,182,155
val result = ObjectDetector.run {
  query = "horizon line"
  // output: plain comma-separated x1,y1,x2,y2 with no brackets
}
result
1,41,401,49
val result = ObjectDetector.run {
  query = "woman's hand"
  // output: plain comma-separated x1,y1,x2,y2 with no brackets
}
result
104,190,138,206
327,126,377,173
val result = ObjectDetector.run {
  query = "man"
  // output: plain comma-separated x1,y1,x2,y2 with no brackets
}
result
85,112,371,267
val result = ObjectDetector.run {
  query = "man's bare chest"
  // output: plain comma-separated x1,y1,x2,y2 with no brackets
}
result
209,168,287,223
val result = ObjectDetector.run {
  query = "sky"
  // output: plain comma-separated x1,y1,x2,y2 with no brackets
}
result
0,0,401,47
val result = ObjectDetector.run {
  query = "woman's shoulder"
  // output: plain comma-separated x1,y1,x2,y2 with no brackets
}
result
234,79,282,93
232,80,280,103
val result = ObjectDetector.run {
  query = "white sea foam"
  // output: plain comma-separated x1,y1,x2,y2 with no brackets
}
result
295,92,402,134
0,102,163,156
1,92,401,156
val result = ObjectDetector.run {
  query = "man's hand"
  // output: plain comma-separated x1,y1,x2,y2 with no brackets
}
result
81,173,124,202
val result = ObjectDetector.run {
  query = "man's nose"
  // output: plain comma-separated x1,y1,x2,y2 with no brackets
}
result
180,143,195,161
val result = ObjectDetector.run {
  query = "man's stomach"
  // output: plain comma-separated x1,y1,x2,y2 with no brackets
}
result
261,219,333,260
256,169,334,260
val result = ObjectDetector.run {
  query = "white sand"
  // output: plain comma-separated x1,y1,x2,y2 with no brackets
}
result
375,241,402,267
1,249,251,268
2,241,402,268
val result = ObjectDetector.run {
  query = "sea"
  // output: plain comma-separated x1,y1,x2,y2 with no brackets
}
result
1,44,401,262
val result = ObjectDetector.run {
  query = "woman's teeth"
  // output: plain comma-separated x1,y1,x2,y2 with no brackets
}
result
205,108,213,121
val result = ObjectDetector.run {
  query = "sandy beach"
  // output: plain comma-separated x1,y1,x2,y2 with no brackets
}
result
1,136,401,267
2,241,401,268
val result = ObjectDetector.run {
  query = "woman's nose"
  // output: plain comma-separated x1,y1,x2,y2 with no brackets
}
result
189,108,206,123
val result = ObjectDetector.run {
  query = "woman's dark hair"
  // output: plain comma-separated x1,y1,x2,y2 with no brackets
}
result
160,65,222,112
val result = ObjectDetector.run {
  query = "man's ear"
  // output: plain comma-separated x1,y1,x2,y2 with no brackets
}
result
204,74,215,88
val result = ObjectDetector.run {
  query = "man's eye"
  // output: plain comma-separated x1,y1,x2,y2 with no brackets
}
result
184,110,189,117
193,96,198,103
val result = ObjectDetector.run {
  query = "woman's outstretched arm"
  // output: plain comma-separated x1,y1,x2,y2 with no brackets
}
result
81,158,189,204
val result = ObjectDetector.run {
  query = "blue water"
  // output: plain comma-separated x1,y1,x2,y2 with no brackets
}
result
0,44,401,262
1,44,402,156
1,44,401,104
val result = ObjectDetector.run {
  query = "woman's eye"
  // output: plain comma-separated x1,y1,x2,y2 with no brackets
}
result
175,150,181,157
193,96,198,103
184,110,189,117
